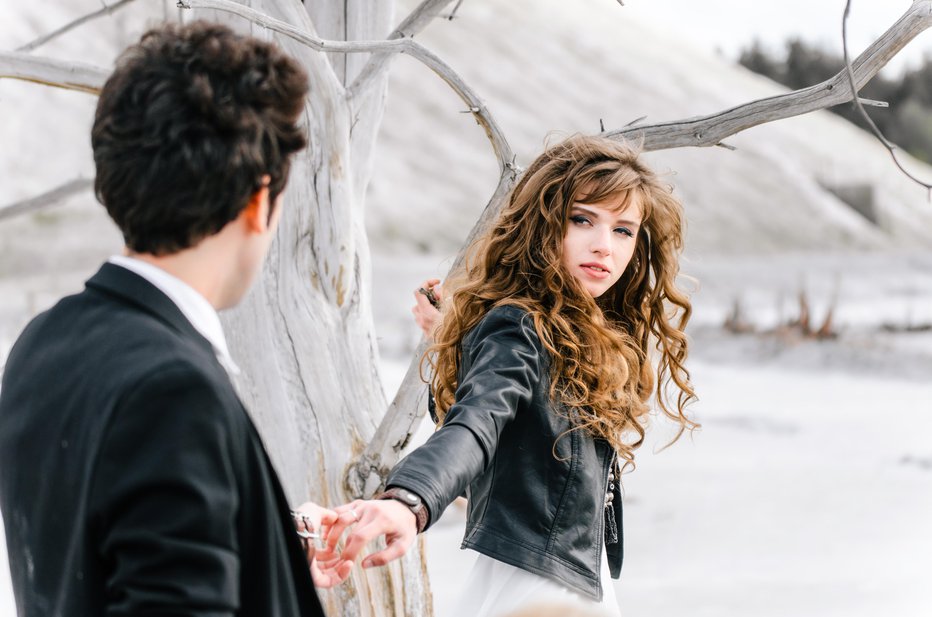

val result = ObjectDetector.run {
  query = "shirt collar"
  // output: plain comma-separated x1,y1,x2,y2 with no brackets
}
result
107,255,240,376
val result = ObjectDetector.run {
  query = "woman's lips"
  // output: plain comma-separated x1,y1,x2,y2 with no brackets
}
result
580,263,610,279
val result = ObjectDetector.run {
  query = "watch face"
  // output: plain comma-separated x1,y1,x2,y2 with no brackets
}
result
399,490,420,506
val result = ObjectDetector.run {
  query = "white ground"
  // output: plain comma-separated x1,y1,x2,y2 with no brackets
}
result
4,250,930,617
410,360,932,617
374,252,932,617
4,344,928,617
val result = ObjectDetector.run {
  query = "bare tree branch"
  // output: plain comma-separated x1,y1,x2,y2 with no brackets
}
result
444,0,465,21
842,0,932,191
347,0,456,99
0,178,94,223
348,0,932,493
16,0,139,53
347,169,518,498
608,0,932,151
381,0,459,50
0,51,108,94
178,0,515,173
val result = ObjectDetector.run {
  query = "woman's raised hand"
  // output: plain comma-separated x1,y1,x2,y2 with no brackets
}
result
412,279,443,339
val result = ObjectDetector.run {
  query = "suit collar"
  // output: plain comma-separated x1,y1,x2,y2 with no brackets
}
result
85,262,215,356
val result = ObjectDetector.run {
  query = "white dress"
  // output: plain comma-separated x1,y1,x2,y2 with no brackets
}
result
449,547,621,617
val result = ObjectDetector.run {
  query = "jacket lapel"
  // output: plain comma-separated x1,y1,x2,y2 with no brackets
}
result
84,262,215,357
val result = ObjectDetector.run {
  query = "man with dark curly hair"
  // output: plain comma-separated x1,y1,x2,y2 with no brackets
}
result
0,22,343,616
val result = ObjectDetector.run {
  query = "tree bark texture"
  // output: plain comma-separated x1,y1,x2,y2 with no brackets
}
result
192,1,433,615
0,51,106,94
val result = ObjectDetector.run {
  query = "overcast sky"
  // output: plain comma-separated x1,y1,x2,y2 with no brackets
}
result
624,1,931,75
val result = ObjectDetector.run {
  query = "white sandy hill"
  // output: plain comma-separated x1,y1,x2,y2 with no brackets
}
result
366,0,932,254
2,0,931,273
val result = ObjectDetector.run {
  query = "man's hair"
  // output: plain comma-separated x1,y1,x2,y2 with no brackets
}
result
92,21,309,255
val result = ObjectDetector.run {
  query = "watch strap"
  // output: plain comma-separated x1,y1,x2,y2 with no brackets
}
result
376,487,430,533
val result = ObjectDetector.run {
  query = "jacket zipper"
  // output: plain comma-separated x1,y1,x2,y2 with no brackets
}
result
594,447,615,600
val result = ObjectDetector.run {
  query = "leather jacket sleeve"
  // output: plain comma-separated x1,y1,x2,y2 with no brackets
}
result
386,306,543,530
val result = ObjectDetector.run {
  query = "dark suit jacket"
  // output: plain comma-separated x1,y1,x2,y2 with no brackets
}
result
0,263,325,617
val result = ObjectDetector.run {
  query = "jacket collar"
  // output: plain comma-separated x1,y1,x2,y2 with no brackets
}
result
85,262,215,356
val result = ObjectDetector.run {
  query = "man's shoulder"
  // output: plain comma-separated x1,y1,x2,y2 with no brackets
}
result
21,279,162,335
5,282,223,396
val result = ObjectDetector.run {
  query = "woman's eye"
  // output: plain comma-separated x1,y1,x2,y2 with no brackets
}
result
570,215,590,225
614,227,634,237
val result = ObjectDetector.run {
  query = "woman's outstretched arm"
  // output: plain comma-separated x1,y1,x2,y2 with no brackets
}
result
325,306,543,568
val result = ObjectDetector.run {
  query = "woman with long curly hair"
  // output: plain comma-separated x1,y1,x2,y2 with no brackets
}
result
325,134,698,615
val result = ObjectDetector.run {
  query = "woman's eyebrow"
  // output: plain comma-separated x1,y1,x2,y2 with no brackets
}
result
572,205,641,227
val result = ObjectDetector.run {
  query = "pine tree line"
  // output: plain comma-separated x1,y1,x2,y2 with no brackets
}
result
740,39,932,163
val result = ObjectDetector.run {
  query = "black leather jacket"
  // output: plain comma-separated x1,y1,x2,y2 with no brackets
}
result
387,305,623,600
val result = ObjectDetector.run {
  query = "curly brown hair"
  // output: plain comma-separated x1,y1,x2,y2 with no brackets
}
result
92,21,309,255
429,134,697,467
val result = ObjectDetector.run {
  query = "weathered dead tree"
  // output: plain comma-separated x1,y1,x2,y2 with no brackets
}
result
0,178,93,222
352,0,932,505
15,0,140,53
2,1,931,614
179,2,454,614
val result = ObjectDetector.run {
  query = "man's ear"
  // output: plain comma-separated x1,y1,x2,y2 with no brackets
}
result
242,175,272,233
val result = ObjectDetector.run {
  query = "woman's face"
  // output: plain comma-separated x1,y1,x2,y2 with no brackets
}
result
561,195,642,298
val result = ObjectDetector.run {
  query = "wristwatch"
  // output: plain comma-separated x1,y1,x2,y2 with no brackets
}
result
376,487,429,533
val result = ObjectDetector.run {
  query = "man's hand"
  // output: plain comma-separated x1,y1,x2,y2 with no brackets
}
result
324,499,418,570
291,501,353,588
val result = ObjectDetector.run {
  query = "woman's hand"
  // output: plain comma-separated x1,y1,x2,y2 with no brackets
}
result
323,499,418,569
291,501,353,588
413,279,443,339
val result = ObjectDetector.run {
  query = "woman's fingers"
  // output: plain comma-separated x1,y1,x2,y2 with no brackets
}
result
414,279,442,306
318,508,338,527
324,501,363,553
290,499,389,587
318,500,417,573
341,500,417,566
361,534,414,568
338,521,383,565
412,288,442,336
338,503,389,563
322,500,417,566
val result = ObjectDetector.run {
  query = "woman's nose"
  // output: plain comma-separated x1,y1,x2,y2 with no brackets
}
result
590,226,612,255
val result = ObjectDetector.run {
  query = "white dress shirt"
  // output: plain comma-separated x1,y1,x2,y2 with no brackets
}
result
108,255,240,376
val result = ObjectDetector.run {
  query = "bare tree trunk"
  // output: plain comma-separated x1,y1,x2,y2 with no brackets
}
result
199,1,432,615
